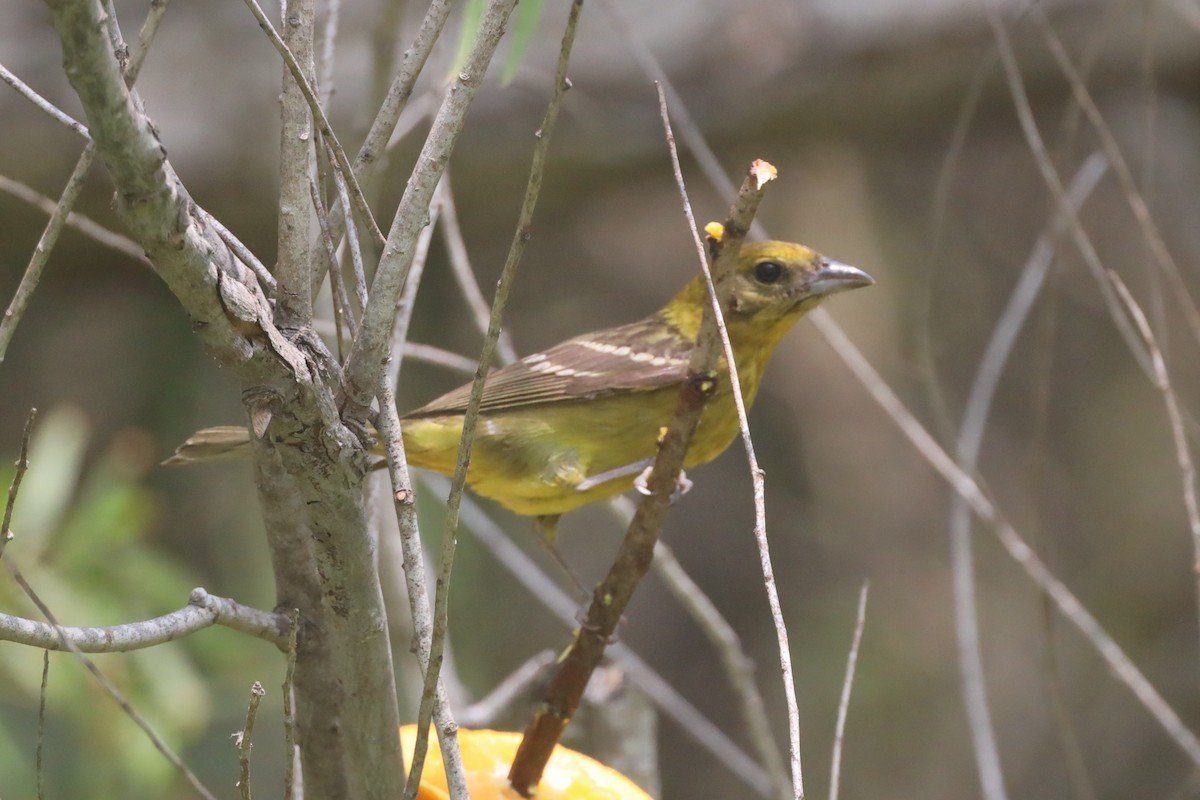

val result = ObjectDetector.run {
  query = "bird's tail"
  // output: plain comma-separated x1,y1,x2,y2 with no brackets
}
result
162,425,253,465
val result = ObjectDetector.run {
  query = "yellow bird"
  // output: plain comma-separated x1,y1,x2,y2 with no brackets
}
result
167,241,872,530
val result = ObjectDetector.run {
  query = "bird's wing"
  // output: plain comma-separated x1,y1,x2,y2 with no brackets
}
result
403,315,694,417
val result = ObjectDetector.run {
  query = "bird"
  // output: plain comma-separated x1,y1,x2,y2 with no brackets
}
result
166,240,873,534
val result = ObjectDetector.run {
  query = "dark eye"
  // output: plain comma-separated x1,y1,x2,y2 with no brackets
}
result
753,260,785,284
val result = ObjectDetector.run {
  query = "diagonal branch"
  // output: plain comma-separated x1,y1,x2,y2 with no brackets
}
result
508,159,775,796
340,0,520,415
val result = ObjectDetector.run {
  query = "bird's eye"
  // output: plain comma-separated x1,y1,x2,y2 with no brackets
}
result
753,260,785,284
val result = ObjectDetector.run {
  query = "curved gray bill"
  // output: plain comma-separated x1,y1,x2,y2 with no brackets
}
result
807,258,875,297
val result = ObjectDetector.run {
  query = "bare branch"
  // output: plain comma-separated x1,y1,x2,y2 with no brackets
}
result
237,681,266,800
341,0,520,414
949,153,1108,800
274,0,316,327
445,480,773,797
656,84,801,799
509,152,774,794
0,587,291,651
0,174,147,263
0,147,95,365
1107,273,1200,653
829,583,869,800
435,176,519,364
0,62,89,136
1,408,37,557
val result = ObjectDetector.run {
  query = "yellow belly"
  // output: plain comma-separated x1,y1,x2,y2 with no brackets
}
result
401,382,747,517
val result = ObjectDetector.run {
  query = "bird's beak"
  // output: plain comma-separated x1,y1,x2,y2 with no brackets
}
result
806,258,875,298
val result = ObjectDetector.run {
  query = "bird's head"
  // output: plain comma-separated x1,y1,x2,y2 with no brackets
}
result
667,240,874,345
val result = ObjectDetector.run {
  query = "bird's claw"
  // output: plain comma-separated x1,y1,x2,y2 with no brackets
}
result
633,467,693,503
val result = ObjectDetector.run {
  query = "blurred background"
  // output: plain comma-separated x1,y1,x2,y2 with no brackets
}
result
3,0,1200,797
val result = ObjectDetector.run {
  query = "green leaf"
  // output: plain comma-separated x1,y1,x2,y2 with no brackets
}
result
500,0,547,85
450,0,486,77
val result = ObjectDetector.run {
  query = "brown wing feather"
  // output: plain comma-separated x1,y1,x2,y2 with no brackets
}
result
403,314,694,418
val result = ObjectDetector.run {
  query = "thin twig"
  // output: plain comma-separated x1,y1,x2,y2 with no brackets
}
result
242,0,384,248
316,0,341,109
509,152,774,794
459,651,557,728
390,196,442,389
829,583,869,800
328,141,370,315
377,377,468,800
1,63,89,135
310,175,353,355
238,681,266,800
1032,7,1200,347
0,174,147,264
355,0,454,178
1,408,37,557
948,152,1108,800
1107,273,1200,654
413,5,583,796
627,499,788,800
810,312,1200,769
656,83,803,799
0,146,96,366
1,552,220,798
442,478,773,796
435,175,519,364
37,649,49,800
282,609,299,800
341,0,520,413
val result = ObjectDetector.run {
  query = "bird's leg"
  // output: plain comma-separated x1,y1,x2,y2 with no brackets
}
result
533,515,589,600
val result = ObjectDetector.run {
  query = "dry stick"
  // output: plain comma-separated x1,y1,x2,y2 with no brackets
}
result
242,0,385,249
0,175,146,263
441,478,772,796
0,63,90,136
812,312,1200,768
3,537,218,799
406,6,584,796
354,0,453,178
0,0,170,364
328,141,370,315
458,651,557,728
0,408,37,557
949,153,1108,800
309,177,351,357
508,159,774,796
612,490,788,796
435,176,520,364
402,342,479,376
373,199,470,800
308,0,453,299
0,588,291,651
36,649,48,800
201,209,277,293
274,0,316,327
316,0,340,110
377,379,470,800
0,147,95,365
238,681,266,800
1108,274,1200,652
282,609,299,800
604,0,1200,776
1032,7,1200,347
828,583,869,800
341,0,520,414
656,84,803,799
390,198,442,389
